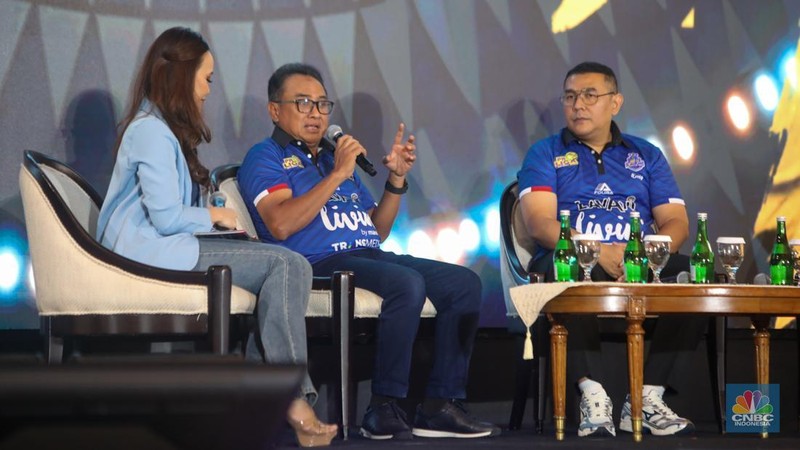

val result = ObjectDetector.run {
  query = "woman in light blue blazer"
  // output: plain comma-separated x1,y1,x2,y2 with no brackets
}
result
96,27,336,447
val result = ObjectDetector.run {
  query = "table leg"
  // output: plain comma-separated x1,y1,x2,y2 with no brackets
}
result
751,315,771,439
627,297,646,443
548,314,567,441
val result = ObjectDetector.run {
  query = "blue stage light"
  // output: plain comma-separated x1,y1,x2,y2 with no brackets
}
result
779,48,796,90
0,248,22,301
483,205,500,250
0,225,29,306
754,73,779,112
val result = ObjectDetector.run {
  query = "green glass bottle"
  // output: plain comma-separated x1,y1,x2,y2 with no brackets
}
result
624,211,648,283
690,212,715,284
553,210,579,282
770,216,793,285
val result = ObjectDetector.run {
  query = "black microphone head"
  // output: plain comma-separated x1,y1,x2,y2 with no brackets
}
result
326,125,343,142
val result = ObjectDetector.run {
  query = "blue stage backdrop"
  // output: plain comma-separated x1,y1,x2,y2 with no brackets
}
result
1,1,799,329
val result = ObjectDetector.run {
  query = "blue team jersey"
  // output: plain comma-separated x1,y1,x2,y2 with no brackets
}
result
517,122,684,258
239,127,380,263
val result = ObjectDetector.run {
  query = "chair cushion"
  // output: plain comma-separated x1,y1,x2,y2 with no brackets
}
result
308,288,437,318
219,178,259,238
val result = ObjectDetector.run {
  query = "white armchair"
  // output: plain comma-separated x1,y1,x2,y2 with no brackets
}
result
20,151,256,363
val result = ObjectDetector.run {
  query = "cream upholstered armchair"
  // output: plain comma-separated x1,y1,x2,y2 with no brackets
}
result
19,150,256,363
210,164,436,439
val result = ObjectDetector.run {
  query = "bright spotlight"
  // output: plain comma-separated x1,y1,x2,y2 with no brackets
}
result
436,228,464,264
458,218,481,252
407,229,437,260
754,74,779,111
726,94,752,132
484,207,500,249
671,125,695,162
0,249,22,292
380,237,404,255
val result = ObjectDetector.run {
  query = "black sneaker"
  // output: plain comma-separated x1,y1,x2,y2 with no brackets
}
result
412,400,501,438
359,400,413,440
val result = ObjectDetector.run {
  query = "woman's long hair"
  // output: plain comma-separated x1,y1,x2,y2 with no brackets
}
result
117,27,212,186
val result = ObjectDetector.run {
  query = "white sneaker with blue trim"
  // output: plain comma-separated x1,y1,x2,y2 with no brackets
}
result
578,387,616,437
619,386,694,436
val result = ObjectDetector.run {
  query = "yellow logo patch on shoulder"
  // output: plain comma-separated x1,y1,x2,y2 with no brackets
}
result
554,151,579,168
282,155,304,170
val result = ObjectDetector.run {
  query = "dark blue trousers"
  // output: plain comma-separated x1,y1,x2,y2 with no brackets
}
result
312,248,481,399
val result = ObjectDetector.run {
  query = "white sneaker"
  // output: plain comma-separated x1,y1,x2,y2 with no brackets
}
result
619,387,694,436
578,388,616,437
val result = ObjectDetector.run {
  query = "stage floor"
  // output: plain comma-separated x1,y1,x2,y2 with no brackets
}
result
275,425,800,449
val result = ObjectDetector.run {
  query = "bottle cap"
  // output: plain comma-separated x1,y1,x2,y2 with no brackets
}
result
777,216,786,222
716,236,745,244
209,191,227,207
559,209,570,217
630,211,640,218
644,234,672,242
697,212,707,220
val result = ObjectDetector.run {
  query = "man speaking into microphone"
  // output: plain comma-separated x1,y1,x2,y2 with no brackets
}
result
238,63,499,441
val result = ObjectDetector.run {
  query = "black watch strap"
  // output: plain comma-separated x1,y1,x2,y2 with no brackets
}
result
384,179,409,195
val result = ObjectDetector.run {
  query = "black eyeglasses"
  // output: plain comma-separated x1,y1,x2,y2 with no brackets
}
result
273,98,335,115
560,90,616,106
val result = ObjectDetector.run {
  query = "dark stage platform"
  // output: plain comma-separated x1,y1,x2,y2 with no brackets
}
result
274,426,800,450
0,324,798,449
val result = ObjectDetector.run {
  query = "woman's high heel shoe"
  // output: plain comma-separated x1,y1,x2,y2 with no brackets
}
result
287,399,338,447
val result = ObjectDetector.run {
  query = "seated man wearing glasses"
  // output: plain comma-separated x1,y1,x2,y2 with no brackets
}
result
517,61,705,438
238,63,500,441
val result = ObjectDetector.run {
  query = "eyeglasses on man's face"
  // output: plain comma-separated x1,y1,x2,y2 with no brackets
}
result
560,90,616,106
273,97,335,115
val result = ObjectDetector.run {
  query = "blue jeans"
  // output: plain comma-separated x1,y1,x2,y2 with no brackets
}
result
312,248,482,399
193,239,317,403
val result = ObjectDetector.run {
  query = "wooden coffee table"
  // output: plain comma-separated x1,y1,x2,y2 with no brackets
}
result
517,283,800,442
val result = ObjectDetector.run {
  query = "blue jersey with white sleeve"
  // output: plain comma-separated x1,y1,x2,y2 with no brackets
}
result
239,127,380,263
517,122,684,259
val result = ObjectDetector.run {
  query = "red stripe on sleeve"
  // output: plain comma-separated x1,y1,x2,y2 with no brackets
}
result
267,183,289,193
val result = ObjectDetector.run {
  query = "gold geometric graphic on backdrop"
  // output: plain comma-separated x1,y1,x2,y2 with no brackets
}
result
755,36,800,240
551,0,607,34
681,7,695,29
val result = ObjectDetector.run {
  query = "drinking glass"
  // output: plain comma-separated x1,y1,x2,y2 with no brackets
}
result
643,235,671,283
716,237,745,284
789,239,800,286
572,234,601,281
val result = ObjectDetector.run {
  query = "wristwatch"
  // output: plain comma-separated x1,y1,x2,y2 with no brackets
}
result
384,179,409,195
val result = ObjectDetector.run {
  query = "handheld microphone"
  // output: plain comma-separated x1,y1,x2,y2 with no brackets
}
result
326,125,377,177
209,191,227,207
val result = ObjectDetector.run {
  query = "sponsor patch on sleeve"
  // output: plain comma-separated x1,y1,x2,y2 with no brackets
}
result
554,151,579,168
282,155,304,170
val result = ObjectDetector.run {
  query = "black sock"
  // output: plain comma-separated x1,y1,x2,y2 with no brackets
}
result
422,398,448,415
369,394,395,407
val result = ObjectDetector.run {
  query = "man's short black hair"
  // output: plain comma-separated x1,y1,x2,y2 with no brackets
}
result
564,61,618,92
268,63,326,101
